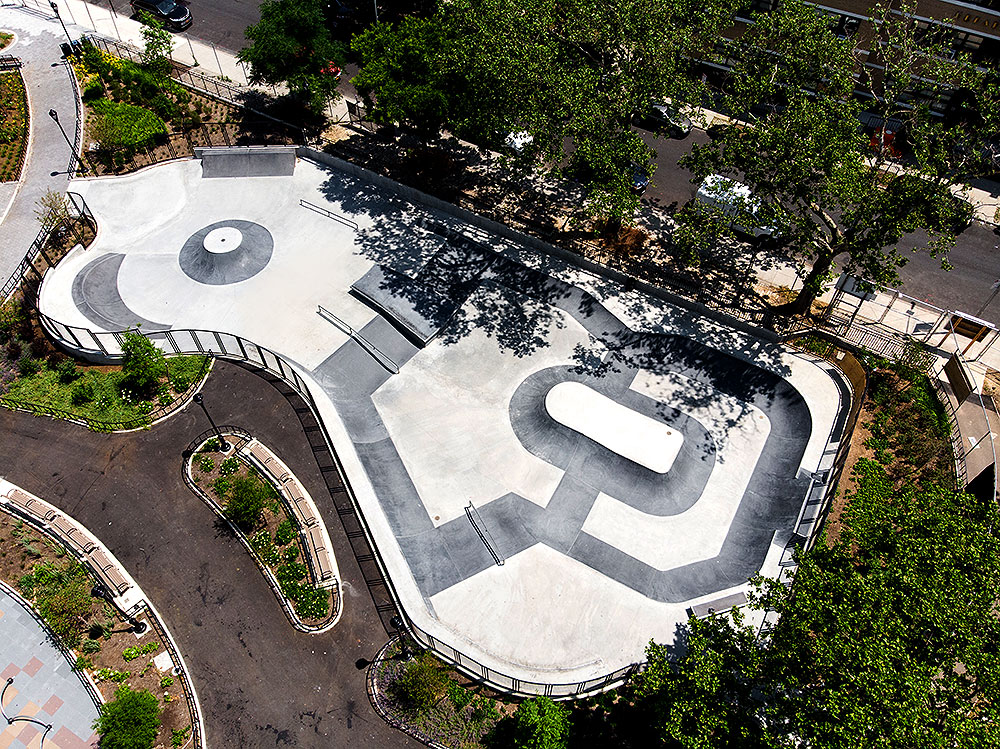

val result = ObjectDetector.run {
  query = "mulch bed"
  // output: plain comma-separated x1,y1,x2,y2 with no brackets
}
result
0,69,28,182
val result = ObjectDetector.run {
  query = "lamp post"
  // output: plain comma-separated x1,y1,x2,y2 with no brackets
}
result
193,392,231,451
48,109,85,176
49,2,74,51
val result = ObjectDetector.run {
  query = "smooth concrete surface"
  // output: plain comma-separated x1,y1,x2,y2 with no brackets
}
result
38,156,846,686
545,381,684,473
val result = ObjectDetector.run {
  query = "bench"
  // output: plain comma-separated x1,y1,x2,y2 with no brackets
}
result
687,592,748,619
89,549,131,595
306,527,334,580
5,489,56,522
246,442,276,469
49,515,97,554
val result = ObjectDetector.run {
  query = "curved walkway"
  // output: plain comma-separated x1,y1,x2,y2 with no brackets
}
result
0,7,82,282
0,581,99,749
0,360,420,748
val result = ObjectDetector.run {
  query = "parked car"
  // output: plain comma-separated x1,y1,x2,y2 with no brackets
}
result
642,102,693,138
630,161,651,194
130,0,192,31
504,131,534,155
695,174,780,238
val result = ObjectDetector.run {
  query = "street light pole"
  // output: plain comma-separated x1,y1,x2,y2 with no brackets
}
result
49,2,74,51
48,109,85,176
193,392,231,451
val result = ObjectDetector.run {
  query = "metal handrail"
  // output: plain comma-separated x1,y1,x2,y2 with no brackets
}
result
317,305,399,374
299,199,359,230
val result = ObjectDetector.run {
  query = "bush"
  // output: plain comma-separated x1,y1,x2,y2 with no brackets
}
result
275,519,296,546
18,562,96,648
71,377,96,405
120,332,166,395
224,474,269,530
249,530,280,565
93,685,161,749
508,697,569,749
219,456,239,476
54,357,79,383
393,651,451,712
91,99,166,152
197,454,214,473
82,78,105,102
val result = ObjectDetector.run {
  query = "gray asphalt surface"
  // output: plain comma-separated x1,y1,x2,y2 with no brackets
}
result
0,360,420,749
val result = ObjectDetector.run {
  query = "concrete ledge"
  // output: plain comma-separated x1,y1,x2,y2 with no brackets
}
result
351,265,456,345
196,146,297,178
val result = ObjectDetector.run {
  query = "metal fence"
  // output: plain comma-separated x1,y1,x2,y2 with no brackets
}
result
138,602,203,749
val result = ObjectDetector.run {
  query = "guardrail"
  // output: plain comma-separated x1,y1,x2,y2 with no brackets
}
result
135,602,203,749
316,305,399,374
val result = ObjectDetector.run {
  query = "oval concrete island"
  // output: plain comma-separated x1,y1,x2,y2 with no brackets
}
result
544,382,683,473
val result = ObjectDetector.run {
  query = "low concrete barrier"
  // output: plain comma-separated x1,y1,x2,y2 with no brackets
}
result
196,145,297,178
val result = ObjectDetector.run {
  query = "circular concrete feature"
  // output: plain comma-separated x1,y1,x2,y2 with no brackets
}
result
203,226,244,254
179,220,273,285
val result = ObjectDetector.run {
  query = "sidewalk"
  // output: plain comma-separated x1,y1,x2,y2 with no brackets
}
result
0,7,82,284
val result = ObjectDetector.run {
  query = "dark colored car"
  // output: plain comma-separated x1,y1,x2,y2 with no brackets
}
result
131,0,192,31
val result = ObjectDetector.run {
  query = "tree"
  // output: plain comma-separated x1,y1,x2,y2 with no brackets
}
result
239,0,346,110
120,331,166,395
630,614,777,749
137,11,172,78
508,697,570,749
352,0,742,219
679,0,997,317
34,189,71,233
392,650,450,711
18,561,96,648
93,685,162,749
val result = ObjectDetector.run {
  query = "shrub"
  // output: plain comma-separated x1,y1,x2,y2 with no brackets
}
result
291,585,329,620
54,357,79,383
447,679,473,710
120,332,166,395
392,651,450,712
81,638,102,655
71,377,96,405
248,530,280,565
275,519,296,546
508,697,569,749
91,99,166,152
93,685,161,749
122,642,158,661
211,476,231,498
197,454,214,473
223,474,270,530
283,545,299,564
219,456,239,476
18,562,96,648
82,78,105,102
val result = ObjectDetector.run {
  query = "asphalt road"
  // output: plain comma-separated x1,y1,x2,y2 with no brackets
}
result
0,361,420,749
87,0,261,50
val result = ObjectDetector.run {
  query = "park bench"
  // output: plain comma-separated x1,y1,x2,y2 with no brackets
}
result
4,489,57,523
88,549,131,595
49,515,97,554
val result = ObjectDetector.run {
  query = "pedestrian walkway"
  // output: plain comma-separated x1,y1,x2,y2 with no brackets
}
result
0,7,81,284
0,581,99,749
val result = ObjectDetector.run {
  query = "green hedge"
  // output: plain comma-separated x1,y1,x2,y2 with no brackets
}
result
91,99,166,151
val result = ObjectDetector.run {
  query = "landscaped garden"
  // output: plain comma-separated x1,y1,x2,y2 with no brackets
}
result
0,512,194,748
187,441,334,626
0,66,28,182
0,304,209,429
72,28,297,176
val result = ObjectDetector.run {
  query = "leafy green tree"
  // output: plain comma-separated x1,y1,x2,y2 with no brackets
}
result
239,0,346,110
680,0,997,317
137,11,172,78
508,696,570,749
120,331,166,395
93,685,162,749
352,0,741,219
630,613,776,749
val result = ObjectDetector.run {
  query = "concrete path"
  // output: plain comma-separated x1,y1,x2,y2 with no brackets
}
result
0,8,80,284
0,583,99,749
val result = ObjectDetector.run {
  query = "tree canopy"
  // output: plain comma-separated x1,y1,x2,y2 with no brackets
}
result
352,0,742,218
679,0,997,315
239,0,346,108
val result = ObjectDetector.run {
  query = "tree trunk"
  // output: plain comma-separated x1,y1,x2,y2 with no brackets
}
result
772,250,837,318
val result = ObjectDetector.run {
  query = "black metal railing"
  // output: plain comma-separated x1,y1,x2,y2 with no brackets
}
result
138,602,203,749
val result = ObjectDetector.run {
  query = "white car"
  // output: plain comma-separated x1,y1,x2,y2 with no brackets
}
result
695,174,779,238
